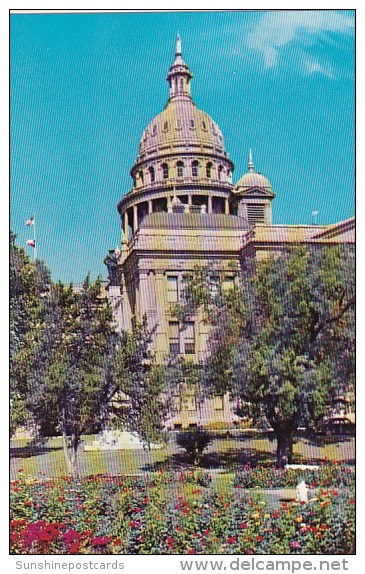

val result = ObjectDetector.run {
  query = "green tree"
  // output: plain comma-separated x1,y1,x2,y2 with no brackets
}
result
108,318,168,447
26,277,116,475
180,247,355,467
10,231,51,433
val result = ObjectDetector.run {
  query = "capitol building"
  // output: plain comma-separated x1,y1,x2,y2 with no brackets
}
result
104,37,354,429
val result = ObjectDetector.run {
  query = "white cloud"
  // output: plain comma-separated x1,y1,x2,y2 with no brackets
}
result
304,59,335,79
246,11,354,70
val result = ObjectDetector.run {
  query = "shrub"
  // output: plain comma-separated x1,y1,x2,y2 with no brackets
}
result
176,431,212,466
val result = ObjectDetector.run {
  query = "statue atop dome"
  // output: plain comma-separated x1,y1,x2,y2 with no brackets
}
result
175,33,182,56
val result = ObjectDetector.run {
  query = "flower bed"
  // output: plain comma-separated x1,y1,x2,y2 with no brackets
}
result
10,468,355,555
233,463,354,489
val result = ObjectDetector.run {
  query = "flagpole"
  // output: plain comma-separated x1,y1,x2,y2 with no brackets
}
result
33,213,37,261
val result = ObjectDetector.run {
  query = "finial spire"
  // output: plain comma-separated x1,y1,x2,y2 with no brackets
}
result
248,148,255,173
175,33,182,56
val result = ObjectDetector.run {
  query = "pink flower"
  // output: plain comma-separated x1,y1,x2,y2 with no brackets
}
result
291,541,301,550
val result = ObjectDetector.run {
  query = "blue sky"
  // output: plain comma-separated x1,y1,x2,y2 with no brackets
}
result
10,10,355,283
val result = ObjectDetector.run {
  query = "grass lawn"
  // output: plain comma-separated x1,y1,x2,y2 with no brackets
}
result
10,432,355,479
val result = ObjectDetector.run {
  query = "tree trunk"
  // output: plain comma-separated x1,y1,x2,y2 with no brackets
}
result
70,433,79,477
275,430,294,468
61,408,79,476
61,427,73,475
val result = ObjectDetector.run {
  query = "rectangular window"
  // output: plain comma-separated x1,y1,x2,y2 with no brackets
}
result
213,395,224,411
185,391,196,412
167,275,178,303
210,275,220,298
222,277,235,292
168,321,180,355
183,321,195,355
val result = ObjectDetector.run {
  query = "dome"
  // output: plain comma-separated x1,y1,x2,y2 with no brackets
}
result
137,98,226,160
234,150,273,194
131,35,233,181
236,171,272,190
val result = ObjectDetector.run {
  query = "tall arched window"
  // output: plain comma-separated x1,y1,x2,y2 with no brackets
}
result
206,162,212,179
177,161,184,178
218,165,223,181
139,170,144,184
149,166,155,183
162,163,169,179
191,161,199,178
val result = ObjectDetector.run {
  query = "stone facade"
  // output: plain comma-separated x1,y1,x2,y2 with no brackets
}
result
105,37,354,429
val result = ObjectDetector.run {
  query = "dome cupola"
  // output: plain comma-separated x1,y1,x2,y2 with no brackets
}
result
166,34,193,103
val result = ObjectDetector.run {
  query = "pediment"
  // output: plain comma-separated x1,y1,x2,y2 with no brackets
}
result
235,186,275,198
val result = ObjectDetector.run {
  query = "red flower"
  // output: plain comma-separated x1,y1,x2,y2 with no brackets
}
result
227,536,236,544
63,529,82,544
188,549,196,554
203,528,211,536
240,523,248,529
92,536,112,547
69,541,81,553
272,511,280,519
256,536,263,542
166,536,175,548
128,521,139,529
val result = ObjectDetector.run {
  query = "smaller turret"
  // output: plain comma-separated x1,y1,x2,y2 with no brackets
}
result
232,150,275,227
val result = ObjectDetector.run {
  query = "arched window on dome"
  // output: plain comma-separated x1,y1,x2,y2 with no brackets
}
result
149,166,155,184
218,165,223,181
177,161,184,179
191,161,199,178
139,170,144,185
162,163,169,179
206,162,212,179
